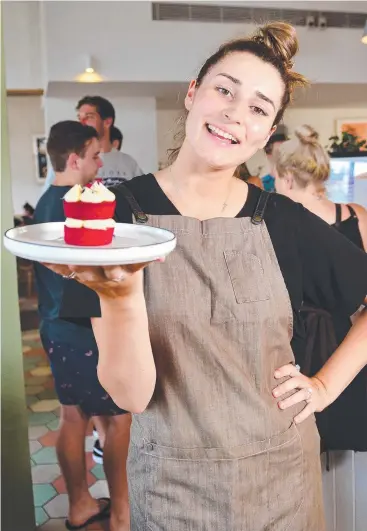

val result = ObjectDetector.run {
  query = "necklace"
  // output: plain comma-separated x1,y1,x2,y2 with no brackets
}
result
171,169,235,216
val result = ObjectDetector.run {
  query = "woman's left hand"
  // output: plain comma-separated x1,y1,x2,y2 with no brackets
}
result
273,364,330,424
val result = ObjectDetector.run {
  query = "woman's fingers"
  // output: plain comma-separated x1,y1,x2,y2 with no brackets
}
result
274,363,300,379
42,263,72,277
294,403,314,424
272,375,304,398
277,387,313,410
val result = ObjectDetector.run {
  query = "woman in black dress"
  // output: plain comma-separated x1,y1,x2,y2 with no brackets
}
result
274,124,367,451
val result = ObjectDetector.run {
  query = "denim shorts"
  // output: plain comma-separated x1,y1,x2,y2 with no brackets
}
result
40,329,127,417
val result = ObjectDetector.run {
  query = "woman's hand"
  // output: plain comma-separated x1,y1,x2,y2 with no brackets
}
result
272,364,330,424
42,260,164,299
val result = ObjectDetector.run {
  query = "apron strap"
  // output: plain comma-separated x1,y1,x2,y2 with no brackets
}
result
251,190,270,225
334,204,342,228
114,184,149,224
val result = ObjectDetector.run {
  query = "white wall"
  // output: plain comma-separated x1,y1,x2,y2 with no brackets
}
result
7,96,45,213
42,1,367,84
3,1,44,89
44,94,158,174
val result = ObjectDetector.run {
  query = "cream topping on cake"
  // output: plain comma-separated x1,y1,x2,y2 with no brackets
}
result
63,185,83,202
90,181,115,202
65,218,115,229
63,182,115,203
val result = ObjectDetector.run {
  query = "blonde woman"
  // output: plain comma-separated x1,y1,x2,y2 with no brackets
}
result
274,125,367,452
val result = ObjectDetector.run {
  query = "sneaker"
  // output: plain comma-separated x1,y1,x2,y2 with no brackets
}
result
93,439,104,464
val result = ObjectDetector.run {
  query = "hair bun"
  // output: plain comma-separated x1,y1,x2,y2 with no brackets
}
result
295,125,319,145
254,22,299,69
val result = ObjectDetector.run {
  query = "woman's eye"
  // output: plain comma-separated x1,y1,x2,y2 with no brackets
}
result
216,86,232,98
251,106,268,116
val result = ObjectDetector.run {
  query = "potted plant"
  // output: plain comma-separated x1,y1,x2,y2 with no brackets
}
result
328,131,367,157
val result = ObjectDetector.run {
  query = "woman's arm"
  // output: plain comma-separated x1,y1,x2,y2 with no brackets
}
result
273,305,367,423
44,262,158,413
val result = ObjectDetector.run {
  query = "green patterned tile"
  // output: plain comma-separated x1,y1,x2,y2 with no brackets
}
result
28,412,57,426
33,484,57,507
38,389,58,400
26,386,45,396
26,395,38,407
32,447,58,465
91,464,105,480
25,375,50,386
23,360,38,371
35,507,49,526
47,418,60,431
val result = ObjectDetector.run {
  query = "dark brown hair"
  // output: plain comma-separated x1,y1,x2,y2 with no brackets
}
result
47,120,98,172
168,22,308,164
76,96,115,124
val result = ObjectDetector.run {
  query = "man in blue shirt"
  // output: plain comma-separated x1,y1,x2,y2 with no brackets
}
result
34,121,130,531
262,126,288,192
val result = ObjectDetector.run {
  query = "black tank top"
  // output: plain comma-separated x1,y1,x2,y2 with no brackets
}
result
332,204,364,250
302,204,366,451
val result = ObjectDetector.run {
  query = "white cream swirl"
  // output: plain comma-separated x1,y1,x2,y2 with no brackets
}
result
90,182,115,202
84,219,115,229
64,218,84,228
63,185,82,202
65,218,115,229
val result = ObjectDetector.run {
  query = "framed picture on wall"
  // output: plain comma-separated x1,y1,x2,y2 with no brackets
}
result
336,118,367,149
33,135,48,183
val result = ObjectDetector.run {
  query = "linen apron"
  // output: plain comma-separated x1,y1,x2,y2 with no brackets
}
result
117,186,325,531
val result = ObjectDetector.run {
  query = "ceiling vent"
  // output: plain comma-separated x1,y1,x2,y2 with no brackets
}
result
152,3,367,29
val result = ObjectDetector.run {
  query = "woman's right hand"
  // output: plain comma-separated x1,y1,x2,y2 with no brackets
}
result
42,262,155,299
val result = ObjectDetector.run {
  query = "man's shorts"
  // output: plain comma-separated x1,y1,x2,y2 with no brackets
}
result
40,330,127,417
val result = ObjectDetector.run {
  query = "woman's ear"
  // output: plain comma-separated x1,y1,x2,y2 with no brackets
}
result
284,171,294,191
184,80,197,112
261,125,277,150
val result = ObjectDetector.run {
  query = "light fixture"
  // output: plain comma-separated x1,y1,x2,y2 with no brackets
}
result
85,55,95,74
75,55,103,83
362,20,367,44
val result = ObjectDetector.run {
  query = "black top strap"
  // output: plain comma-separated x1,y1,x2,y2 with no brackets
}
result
251,191,270,225
335,204,342,228
347,204,357,218
114,184,149,224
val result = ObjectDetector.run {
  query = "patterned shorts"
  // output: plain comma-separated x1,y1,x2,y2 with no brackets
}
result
40,331,127,417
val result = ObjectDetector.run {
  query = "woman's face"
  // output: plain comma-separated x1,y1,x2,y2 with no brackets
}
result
184,52,285,170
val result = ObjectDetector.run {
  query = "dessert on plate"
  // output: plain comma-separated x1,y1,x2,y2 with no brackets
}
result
63,181,116,246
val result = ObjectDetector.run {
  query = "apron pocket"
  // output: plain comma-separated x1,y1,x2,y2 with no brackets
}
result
144,443,234,531
211,251,271,324
142,424,304,531
224,251,270,303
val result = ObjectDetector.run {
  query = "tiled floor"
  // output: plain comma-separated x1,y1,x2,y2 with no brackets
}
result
23,329,110,530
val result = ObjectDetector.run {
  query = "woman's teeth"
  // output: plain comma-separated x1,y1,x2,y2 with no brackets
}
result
207,124,238,144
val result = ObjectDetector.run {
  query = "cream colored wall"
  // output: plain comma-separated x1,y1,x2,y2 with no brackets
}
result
7,95,45,214
156,106,367,177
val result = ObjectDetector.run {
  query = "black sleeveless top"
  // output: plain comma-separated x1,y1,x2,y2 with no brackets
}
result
331,204,364,343
333,204,364,250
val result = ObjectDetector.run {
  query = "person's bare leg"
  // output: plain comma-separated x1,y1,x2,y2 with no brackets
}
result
92,415,108,447
102,414,132,531
57,405,108,526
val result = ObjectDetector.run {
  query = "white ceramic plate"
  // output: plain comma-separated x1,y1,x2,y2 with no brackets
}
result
4,222,177,265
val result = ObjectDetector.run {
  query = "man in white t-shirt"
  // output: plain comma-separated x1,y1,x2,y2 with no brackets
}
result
43,96,143,191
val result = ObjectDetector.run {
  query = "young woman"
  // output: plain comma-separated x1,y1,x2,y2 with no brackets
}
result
274,125,367,451
48,23,367,530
